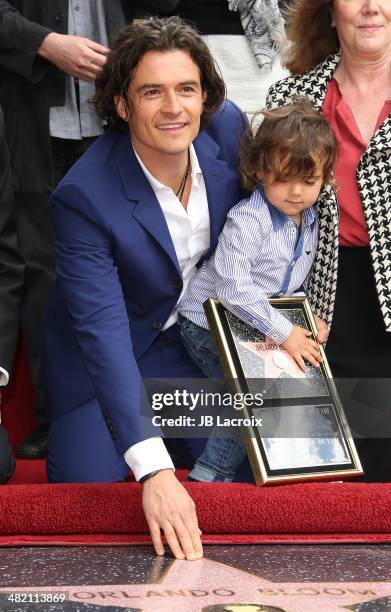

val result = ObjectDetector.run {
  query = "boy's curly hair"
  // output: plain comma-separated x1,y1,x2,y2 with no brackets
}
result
240,97,337,191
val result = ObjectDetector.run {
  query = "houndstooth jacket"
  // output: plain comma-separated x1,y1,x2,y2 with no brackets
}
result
266,51,391,332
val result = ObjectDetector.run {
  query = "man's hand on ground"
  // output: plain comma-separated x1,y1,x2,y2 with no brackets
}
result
142,469,203,560
38,33,109,81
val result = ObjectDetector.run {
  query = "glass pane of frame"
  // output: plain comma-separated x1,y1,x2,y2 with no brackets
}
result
204,297,363,486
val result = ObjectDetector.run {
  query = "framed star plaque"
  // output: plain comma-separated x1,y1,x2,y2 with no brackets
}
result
203,296,363,486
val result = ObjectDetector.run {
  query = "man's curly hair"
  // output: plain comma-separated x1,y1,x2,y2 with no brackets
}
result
91,16,226,132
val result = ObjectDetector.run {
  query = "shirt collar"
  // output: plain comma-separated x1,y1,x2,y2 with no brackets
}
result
259,185,317,230
301,205,317,227
133,143,202,195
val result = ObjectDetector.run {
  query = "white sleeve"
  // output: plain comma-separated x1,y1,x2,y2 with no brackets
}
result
124,437,175,481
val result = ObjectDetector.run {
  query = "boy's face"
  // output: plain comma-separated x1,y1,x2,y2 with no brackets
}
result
263,163,324,223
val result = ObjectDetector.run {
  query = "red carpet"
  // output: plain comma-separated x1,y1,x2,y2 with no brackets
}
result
2,458,391,546
1,346,391,546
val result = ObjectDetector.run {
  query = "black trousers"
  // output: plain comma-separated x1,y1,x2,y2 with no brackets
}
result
326,247,391,482
16,137,96,424
0,424,14,483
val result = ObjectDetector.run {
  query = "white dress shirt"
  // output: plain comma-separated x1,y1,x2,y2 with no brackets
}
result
124,144,210,480
180,186,318,344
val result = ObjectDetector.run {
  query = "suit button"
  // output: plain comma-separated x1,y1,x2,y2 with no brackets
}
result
153,320,162,330
112,431,118,440
55,12,64,22
172,279,182,290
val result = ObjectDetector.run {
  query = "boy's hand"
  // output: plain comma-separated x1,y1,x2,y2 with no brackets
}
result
281,325,322,371
314,315,329,344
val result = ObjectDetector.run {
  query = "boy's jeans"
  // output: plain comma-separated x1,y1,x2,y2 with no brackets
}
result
178,314,246,482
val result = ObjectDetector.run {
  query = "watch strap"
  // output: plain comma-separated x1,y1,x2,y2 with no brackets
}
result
139,469,161,484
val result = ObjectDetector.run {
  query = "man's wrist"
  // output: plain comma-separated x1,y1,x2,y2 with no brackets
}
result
139,470,162,484
37,32,59,60
139,468,173,484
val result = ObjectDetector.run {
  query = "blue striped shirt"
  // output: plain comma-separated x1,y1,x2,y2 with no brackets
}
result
179,187,318,344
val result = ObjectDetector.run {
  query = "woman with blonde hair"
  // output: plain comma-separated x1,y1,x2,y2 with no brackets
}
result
267,0,391,481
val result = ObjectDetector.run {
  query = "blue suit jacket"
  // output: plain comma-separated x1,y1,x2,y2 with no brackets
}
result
44,100,247,454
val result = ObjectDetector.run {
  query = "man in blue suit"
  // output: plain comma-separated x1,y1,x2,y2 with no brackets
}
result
44,17,246,560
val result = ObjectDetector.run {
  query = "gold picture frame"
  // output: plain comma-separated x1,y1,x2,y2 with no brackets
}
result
204,296,363,486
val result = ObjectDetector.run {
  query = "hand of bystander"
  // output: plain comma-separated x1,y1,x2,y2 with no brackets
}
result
38,33,109,81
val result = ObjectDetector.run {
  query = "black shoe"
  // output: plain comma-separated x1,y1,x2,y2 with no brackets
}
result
15,423,49,459
0,455,15,484
5,455,15,483
0,423,16,483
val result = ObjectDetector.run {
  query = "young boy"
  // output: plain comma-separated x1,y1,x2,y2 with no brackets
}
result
178,98,338,482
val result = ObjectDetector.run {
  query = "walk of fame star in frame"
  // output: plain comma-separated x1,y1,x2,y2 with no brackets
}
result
203,296,363,486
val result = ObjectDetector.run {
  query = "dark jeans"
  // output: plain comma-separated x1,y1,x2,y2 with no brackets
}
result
178,314,248,482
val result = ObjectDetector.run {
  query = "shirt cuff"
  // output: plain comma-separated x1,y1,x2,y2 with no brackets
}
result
265,315,293,345
0,367,9,386
124,437,175,482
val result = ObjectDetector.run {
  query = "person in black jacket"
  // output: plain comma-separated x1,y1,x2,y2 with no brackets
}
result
0,106,24,394
133,1,181,16
0,104,22,483
0,1,133,458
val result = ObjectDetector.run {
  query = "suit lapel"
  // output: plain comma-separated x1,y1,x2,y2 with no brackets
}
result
194,130,229,257
115,133,181,274
115,129,230,272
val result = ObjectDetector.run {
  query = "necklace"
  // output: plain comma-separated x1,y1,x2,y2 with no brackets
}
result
175,150,190,202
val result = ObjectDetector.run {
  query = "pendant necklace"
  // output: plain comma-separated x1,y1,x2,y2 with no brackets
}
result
175,149,190,202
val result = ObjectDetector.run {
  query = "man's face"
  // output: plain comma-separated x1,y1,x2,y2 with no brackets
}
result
116,49,206,164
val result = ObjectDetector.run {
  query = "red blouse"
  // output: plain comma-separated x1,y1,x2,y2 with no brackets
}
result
323,78,391,246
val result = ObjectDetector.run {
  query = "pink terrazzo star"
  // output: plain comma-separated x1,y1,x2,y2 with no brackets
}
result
241,340,308,381
1,558,389,611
